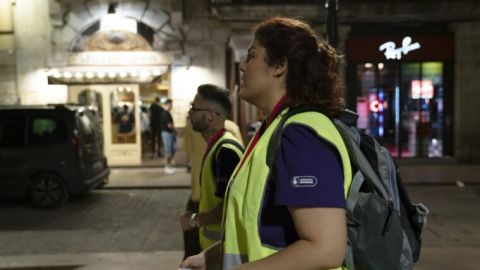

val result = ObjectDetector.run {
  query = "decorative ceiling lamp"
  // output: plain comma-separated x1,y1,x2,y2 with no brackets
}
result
100,3,137,33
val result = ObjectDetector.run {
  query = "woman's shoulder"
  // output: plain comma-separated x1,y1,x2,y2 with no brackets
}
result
280,123,340,160
282,123,327,143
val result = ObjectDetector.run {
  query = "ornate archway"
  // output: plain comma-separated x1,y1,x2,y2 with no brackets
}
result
48,0,186,67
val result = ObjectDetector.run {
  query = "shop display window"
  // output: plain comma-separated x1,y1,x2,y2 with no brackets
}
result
356,62,444,158
110,87,136,144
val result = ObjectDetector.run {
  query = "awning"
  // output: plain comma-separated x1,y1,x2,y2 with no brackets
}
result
47,65,169,84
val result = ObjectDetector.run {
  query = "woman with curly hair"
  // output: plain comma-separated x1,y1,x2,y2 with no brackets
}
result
180,16,352,270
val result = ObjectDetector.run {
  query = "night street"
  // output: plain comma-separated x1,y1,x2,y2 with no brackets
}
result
0,188,189,269
1,175,480,269
1,0,480,269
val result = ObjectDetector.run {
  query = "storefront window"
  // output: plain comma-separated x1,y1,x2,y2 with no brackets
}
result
402,62,443,157
356,62,399,155
356,61,444,158
110,87,136,144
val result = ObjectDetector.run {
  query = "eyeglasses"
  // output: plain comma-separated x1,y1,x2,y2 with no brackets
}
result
188,105,219,115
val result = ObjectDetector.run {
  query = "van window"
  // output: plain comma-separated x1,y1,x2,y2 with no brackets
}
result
29,118,68,145
0,116,26,148
77,110,100,144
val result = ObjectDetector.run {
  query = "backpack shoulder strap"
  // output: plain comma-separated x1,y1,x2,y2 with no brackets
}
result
337,109,359,126
266,105,331,181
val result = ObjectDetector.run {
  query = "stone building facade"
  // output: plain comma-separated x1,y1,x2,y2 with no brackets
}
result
0,0,479,163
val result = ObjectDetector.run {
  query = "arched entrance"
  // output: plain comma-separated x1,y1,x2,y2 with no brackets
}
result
46,1,185,166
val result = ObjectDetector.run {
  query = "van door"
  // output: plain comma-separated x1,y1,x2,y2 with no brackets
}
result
76,109,106,177
0,114,27,197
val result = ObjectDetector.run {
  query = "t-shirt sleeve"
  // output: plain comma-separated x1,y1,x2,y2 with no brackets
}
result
161,111,174,131
214,147,241,198
275,124,346,208
162,111,173,124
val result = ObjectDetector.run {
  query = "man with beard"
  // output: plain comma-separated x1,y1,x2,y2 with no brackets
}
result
180,84,244,254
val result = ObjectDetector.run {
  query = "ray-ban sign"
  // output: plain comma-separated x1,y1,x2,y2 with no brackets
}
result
379,37,421,60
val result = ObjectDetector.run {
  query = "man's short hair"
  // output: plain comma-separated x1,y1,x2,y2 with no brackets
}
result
164,99,173,104
197,84,231,116
155,97,160,102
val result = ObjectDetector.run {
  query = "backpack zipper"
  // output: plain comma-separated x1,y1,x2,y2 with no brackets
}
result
382,193,394,236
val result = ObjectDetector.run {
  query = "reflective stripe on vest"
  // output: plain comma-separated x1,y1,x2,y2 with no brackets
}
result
223,108,352,269
223,253,249,269
199,131,243,250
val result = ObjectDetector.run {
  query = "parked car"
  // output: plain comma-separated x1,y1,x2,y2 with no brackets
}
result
0,104,110,208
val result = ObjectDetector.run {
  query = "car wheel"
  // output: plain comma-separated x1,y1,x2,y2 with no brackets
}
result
28,173,70,209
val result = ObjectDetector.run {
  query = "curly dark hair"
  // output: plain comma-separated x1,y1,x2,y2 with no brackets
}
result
253,17,345,117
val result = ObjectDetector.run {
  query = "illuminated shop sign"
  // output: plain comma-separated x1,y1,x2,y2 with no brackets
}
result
68,52,172,66
379,37,421,60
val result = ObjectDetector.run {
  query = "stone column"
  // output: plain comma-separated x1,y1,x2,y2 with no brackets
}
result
450,22,480,162
0,0,17,104
338,25,352,92
13,0,51,104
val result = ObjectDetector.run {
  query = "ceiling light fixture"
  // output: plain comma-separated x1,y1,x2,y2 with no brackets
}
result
100,2,137,33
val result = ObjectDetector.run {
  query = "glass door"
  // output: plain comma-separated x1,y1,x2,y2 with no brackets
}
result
401,62,444,157
356,62,399,155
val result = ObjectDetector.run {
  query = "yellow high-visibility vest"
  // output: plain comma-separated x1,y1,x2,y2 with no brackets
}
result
223,108,352,269
199,131,243,250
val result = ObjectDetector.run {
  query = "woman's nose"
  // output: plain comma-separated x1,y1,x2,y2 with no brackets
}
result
239,60,246,72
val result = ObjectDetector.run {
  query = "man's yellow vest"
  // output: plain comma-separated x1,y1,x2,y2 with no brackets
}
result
223,109,352,269
199,131,243,250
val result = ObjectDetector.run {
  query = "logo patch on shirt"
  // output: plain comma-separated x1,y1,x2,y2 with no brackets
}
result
291,176,318,187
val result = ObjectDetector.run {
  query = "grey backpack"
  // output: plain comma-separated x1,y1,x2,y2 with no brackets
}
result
267,106,429,270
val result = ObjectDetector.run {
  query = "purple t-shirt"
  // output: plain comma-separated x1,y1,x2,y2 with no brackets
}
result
259,123,346,248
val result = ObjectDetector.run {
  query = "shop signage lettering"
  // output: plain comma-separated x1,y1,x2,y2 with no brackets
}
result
68,52,172,66
379,37,421,60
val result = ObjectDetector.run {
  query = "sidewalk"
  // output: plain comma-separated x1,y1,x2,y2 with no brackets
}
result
1,165,479,269
399,164,480,185
0,251,183,270
105,167,191,189
105,163,480,188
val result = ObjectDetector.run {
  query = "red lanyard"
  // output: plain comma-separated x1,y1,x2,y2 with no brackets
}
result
232,96,287,179
199,127,226,185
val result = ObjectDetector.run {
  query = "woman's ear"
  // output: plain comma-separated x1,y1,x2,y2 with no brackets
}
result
272,57,287,78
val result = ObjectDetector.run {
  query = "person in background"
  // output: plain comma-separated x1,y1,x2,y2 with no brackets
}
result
140,106,150,155
161,99,176,174
149,97,164,158
181,119,204,259
182,107,244,260
180,84,244,259
224,119,243,146
180,16,352,270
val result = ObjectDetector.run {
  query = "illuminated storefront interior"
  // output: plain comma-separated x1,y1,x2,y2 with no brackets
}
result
46,6,173,165
347,33,454,158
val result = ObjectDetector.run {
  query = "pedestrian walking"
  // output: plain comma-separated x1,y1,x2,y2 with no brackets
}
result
161,99,176,174
149,97,164,158
140,106,150,154
181,119,204,259
180,16,352,270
